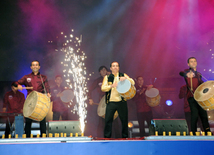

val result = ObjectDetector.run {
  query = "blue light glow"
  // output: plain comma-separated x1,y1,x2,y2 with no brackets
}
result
166,100,173,106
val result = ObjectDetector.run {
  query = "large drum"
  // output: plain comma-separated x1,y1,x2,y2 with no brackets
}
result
145,88,161,107
23,91,51,121
60,89,74,103
97,96,118,120
194,81,214,111
116,79,136,100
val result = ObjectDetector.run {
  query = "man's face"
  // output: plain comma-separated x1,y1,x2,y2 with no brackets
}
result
30,61,40,73
188,58,197,69
55,77,62,85
137,77,144,86
110,62,119,73
11,86,17,93
99,68,108,77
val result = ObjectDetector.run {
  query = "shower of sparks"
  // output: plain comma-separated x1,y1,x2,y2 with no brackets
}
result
60,29,88,134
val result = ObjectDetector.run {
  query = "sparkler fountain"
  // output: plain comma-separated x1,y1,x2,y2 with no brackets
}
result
60,29,88,135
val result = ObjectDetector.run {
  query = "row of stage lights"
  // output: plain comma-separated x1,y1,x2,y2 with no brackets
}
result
1,133,85,139
1,131,213,139
154,131,212,136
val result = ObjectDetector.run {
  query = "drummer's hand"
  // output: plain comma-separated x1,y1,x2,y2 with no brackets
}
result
139,88,146,95
89,99,94,105
17,85,23,91
56,92,62,97
111,82,118,88
2,108,6,112
47,93,51,98
186,71,195,78
120,77,127,81
147,85,153,90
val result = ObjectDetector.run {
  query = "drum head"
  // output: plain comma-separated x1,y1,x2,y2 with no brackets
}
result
116,79,131,93
97,96,106,117
97,95,118,120
23,91,38,117
60,90,74,103
194,81,214,101
145,88,159,98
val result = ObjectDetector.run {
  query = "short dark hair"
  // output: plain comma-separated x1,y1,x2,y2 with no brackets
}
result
187,57,196,63
136,76,143,81
110,61,119,67
55,75,62,79
11,82,17,87
98,66,108,72
31,60,40,66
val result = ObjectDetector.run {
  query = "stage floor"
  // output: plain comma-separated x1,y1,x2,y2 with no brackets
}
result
0,136,214,155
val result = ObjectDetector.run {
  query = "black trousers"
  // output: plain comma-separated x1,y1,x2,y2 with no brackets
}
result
137,111,153,137
53,111,68,120
104,101,128,138
5,117,14,138
25,117,46,137
185,112,203,133
187,97,210,135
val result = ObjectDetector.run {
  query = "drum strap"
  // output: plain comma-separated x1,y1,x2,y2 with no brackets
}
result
40,74,47,95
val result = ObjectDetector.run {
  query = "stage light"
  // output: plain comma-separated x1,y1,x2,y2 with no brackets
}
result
166,100,173,106
128,122,133,128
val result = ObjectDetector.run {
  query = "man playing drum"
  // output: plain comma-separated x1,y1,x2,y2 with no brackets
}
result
101,61,135,138
133,76,153,137
16,60,51,137
51,75,69,120
88,66,121,138
179,57,211,135
2,82,25,138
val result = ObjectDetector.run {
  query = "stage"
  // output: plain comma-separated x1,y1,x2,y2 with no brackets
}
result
0,136,214,155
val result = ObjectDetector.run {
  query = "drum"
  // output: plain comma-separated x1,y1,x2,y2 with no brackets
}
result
97,96,118,120
23,91,51,121
145,88,161,107
60,89,74,103
194,81,214,111
116,79,136,100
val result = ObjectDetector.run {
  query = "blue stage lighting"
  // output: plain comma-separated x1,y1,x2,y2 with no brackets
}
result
166,100,173,106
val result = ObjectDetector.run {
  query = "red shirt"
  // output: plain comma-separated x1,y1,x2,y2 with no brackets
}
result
3,90,25,113
88,76,105,100
51,85,68,112
17,72,50,95
133,85,152,112
179,85,190,112
183,69,203,99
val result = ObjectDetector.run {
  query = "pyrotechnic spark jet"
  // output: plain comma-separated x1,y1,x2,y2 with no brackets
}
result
60,30,88,134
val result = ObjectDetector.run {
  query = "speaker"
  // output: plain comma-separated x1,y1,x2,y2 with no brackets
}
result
149,119,188,136
47,120,81,136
